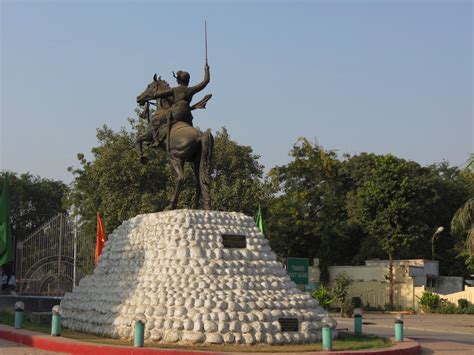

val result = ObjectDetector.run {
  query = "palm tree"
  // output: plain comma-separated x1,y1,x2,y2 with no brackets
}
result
451,154,474,255
451,197,474,255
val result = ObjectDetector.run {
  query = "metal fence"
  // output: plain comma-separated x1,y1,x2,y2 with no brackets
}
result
15,213,95,295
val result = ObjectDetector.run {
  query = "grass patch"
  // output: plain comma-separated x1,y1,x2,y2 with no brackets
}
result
0,312,130,346
0,312,391,352
140,334,391,352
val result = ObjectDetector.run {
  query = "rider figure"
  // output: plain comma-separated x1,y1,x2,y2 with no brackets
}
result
149,64,210,147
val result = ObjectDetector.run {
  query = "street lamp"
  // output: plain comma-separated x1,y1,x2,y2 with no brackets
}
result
431,226,444,261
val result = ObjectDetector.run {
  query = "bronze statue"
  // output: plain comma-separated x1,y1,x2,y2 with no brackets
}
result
136,65,213,211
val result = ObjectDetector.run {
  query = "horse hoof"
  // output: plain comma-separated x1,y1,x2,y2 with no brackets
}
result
164,205,174,211
140,156,148,165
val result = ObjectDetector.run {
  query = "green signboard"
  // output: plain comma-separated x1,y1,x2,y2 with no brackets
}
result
287,257,309,285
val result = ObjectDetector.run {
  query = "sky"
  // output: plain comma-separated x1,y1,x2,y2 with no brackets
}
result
1,0,472,183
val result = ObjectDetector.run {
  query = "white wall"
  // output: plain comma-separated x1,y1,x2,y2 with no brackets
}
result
328,266,386,282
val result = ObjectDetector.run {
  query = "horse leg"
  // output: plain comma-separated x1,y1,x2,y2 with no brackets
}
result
192,160,201,209
138,141,149,165
199,130,214,210
136,132,151,165
165,158,185,210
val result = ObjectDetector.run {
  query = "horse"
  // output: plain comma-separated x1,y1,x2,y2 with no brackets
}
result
135,75,173,160
136,74,213,211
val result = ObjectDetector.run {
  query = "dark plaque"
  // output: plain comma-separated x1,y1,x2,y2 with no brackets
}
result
221,234,246,249
279,318,299,332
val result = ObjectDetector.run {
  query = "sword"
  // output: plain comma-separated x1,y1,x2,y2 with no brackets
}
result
205,20,208,65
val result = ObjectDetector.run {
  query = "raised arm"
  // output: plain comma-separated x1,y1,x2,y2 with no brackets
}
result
188,64,210,96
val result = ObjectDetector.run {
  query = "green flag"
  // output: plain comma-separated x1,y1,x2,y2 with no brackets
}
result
0,175,13,266
256,204,264,233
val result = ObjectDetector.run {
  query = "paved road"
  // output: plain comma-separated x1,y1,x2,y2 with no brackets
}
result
334,313,474,354
0,338,62,355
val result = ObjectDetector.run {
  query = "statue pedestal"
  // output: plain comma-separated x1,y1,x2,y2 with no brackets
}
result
61,210,336,345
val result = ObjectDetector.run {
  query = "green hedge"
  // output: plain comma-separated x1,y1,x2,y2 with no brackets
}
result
418,292,474,314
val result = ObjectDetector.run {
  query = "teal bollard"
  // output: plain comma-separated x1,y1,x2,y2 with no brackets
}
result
134,320,145,347
353,307,363,336
14,302,24,329
14,310,24,329
354,314,362,336
51,305,61,336
394,313,404,341
322,325,333,351
394,319,404,341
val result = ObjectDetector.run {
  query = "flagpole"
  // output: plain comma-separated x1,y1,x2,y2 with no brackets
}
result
0,174,13,267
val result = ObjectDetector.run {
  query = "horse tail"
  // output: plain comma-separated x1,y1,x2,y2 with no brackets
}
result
199,129,214,210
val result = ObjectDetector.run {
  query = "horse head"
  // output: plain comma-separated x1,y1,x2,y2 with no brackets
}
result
136,74,172,108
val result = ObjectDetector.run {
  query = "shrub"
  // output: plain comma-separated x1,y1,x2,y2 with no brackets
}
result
364,302,384,312
332,272,353,317
343,298,355,317
311,286,335,310
458,299,469,309
383,303,403,311
465,305,474,314
438,302,456,314
417,291,441,313
418,296,474,314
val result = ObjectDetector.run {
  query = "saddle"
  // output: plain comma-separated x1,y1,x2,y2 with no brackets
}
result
146,94,212,150
149,115,194,151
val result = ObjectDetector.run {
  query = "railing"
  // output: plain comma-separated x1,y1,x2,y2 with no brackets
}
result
15,213,94,295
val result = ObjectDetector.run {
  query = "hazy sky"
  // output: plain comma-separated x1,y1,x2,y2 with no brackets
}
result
1,0,472,183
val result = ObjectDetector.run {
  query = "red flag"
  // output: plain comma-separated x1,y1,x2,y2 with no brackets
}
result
95,212,107,266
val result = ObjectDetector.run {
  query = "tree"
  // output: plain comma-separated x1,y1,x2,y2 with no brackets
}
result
422,161,474,275
451,198,474,254
332,272,352,317
266,139,353,282
179,127,271,216
450,155,474,271
66,119,170,237
340,155,473,274
0,172,68,272
0,172,68,242
347,155,437,306
266,141,474,282
208,127,270,215
339,153,384,264
66,118,269,237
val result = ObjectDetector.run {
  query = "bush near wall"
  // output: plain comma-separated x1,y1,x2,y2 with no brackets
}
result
458,298,469,309
418,292,474,314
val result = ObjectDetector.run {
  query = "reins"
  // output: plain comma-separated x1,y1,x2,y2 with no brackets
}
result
142,99,172,154
143,100,158,123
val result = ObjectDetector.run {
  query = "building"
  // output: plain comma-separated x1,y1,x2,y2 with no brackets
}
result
310,259,470,310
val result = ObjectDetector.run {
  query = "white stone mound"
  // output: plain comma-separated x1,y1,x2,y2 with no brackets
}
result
61,210,336,345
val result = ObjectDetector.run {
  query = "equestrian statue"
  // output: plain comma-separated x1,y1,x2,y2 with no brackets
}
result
136,55,214,211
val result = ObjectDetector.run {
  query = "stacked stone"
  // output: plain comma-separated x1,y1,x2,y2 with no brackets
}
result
61,210,336,345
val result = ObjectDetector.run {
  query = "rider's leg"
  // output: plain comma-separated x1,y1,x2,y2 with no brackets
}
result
193,160,201,209
150,124,167,148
